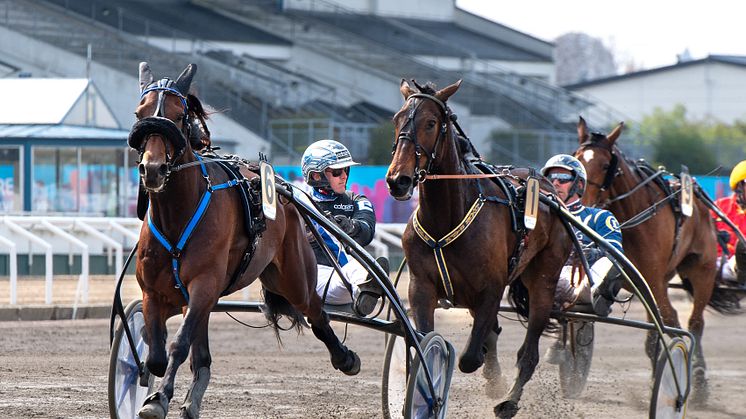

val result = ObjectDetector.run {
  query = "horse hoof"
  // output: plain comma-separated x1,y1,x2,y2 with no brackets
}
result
459,354,483,374
138,392,168,419
180,405,198,419
334,350,361,376
493,400,519,418
138,403,166,419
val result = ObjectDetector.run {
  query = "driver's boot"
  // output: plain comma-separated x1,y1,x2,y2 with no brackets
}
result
353,257,389,317
591,265,623,317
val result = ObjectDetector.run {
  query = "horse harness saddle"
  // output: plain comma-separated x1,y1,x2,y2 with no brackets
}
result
415,160,533,307
634,158,685,253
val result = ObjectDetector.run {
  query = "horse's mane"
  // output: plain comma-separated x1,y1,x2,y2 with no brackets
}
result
186,93,212,151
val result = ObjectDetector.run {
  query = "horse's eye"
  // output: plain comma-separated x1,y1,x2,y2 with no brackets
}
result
602,163,610,170
426,119,436,129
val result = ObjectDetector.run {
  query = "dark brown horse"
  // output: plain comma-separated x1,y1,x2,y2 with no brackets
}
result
131,63,360,419
573,116,739,404
386,79,572,417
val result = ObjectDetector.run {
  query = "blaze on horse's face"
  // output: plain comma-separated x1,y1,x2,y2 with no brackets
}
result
573,116,624,206
133,62,196,192
386,79,461,200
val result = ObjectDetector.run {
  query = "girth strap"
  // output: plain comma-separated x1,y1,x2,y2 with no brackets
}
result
412,197,485,303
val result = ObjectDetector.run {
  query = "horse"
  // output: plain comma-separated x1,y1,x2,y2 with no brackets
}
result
130,62,360,419
573,116,741,404
386,79,572,417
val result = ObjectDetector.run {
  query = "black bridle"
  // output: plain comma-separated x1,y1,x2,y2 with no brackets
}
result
578,137,621,196
392,93,450,183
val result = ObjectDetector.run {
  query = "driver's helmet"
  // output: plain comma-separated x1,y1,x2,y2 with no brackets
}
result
729,160,746,190
301,139,359,190
541,154,587,197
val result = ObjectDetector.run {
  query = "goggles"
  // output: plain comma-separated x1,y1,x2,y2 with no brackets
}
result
548,172,574,184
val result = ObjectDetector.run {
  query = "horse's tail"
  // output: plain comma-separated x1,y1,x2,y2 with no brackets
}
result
681,277,743,314
508,277,559,333
261,288,309,346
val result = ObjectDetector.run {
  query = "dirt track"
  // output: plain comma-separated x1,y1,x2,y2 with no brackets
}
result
0,287,744,418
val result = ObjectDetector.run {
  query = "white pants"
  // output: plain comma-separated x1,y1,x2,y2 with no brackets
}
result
555,257,614,307
316,258,369,305
716,255,738,281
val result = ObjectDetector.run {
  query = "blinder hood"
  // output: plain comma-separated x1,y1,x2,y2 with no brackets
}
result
128,116,188,160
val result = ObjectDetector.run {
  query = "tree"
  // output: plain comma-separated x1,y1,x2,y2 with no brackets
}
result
554,32,617,86
366,120,395,165
640,105,717,175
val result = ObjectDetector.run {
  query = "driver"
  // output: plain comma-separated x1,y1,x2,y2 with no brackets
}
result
300,139,389,316
541,154,625,316
712,160,746,285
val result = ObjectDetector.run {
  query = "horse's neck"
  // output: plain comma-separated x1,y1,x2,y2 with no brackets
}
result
608,160,655,220
148,156,206,236
417,139,476,237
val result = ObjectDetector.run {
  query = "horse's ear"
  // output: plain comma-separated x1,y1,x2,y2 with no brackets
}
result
577,116,588,143
139,62,153,92
607,121,625,145
400,79,416,99
434,79,462,102
174,63,197,96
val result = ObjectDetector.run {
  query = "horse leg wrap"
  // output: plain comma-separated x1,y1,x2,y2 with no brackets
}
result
138,391,169,419
180,367,211,419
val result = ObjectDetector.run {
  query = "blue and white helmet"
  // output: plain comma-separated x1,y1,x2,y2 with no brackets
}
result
541,154,587,197
301,139,359,189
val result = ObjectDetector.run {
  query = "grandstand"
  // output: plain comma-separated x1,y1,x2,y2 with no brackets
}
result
1,0,629,164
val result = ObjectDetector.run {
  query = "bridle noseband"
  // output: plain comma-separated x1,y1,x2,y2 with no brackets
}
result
393,93,449,183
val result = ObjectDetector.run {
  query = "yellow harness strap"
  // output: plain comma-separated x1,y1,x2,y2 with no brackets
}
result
412,197,485,303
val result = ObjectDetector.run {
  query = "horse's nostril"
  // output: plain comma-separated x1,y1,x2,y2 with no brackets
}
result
397,176,412,189
138,164,145,175
158,164,168,176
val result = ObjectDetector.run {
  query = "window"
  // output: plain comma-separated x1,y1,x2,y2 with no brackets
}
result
33,148,79,213
0,147,22,212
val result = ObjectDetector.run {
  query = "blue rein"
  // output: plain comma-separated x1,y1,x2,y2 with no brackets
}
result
146,151,241,303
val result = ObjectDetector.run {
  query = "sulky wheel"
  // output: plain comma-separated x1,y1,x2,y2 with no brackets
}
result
382,334,409,419
108,299,154,419
650,337,689,419
559,320,595,398
403,331,455,419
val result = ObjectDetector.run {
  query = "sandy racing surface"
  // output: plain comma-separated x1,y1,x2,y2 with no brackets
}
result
0,287,744,418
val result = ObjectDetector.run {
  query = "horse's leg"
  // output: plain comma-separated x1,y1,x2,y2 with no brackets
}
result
139,297,214,419
460,294,500,374
494,273,555,418
482,319,507,399
262,257,361,375
142,294,169,378
180,314,212,419
678,260,716,406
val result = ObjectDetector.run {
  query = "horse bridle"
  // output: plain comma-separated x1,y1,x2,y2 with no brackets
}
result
578,138,621,206
136,78,192,182
392,93,450,183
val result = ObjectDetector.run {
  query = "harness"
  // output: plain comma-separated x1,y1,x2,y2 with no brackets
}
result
393,91,530,304
147,152,244,303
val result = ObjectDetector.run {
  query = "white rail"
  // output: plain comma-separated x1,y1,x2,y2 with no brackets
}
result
0,216,405,306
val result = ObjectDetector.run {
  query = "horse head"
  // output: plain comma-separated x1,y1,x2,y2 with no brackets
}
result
385,79,462,200
573,116,624,207
129,62,211,192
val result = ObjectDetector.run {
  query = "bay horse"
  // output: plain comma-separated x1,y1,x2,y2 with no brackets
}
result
131,62,360,419
386,79,572,417
573,116,740,404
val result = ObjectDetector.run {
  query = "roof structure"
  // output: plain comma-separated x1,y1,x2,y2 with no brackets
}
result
564,55,746,89
0,78,119,128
